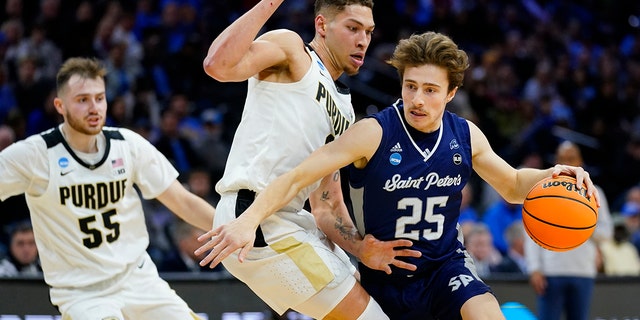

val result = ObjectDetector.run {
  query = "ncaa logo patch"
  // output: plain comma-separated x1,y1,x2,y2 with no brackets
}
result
389,153,402,166
58,157,69,168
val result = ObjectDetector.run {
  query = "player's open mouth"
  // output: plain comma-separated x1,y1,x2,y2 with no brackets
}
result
351,54,364,67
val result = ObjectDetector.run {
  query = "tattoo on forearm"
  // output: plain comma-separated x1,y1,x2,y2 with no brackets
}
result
333,171,340,181
321,191,329,201
335,217,356,243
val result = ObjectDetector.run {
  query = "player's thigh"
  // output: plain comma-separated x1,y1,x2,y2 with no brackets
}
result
294,272,360,319
62,298,124,320
122,256,199,319
460,292,505,320
224,230,357,316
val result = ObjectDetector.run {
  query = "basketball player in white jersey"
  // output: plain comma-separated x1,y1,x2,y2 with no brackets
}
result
199,0,421,319
0,57,215,319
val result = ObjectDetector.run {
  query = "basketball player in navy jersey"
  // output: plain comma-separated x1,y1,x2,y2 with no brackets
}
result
199,0,421,319
0,57,215,319
198,31,601,319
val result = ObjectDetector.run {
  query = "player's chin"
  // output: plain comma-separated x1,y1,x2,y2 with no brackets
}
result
85,125,104,135
345,66,361,76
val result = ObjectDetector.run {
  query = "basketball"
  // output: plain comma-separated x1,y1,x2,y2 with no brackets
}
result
522,175,598,252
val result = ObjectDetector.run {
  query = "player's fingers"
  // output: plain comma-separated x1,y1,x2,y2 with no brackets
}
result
551,164,564,178
396,248,422,258
237,243,254,263
194,239,214,256
392,260,417,272
197,228,218,242
194,232,223,255
389,239,414,248
198,249,218,268
380,264,392,275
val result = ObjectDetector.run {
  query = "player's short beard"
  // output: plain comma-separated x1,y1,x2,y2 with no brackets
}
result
66,110,104,135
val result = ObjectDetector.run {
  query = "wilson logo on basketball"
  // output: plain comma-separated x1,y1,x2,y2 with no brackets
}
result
541,179,589,199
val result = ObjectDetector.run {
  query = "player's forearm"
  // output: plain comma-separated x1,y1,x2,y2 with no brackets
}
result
203,0,284,79
316,206,363,257
241,172,306,228
174,194,216,232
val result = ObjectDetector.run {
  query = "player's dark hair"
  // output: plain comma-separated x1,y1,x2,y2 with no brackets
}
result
56,57,107,94
387,32,469,92
314,0,374,16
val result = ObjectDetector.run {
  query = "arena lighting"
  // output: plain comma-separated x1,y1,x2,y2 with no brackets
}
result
629,15,640,28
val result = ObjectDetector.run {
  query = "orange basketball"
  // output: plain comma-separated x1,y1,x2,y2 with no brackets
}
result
522,175,598,252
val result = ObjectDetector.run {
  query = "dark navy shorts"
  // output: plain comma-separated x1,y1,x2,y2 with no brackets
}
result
360,252,493,320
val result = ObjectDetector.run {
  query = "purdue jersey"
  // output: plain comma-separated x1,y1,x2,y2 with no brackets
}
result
0,126,177,288
350,100,473,276
216,46,354,211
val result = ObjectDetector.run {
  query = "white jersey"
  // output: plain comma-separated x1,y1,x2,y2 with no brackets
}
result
216,46,355,210
0,125,177,288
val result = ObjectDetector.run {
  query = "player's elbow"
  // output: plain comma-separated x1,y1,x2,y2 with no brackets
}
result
203,56,235,82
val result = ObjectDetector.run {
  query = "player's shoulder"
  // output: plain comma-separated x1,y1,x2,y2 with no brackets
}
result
259,29,306,56
103,126,145,143
260,28,304,44
0,130,48,160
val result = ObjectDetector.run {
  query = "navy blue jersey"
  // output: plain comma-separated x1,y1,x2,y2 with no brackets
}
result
349,100,473,276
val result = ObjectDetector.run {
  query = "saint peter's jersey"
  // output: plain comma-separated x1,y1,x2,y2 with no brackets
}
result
349,100,473,277
0,126,177,288
216,45,354,211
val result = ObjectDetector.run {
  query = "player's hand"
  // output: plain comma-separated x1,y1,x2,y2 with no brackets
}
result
551,164,600,207
195,215,258,269
529,271,547,295
357,234,422,275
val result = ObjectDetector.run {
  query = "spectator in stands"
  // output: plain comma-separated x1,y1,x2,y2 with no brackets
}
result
465,223,502,278
24,88,60,136
185,167,219,206
0,63,17,125
482,197,522,255
459,183,480,241
193,108,229,184
12,55,54,119
154,107,203,177
0,221,41,277
620,185,640,254
598,218,640,276
0,125,29,255
525,140,613,320
493,221,527,275
14,21,62,81
159,219,225,274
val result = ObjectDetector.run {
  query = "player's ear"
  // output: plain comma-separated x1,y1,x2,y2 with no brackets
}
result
315,15,327,36
447,86,459,102
53,97,64,115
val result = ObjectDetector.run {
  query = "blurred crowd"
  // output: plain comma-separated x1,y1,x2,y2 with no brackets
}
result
0,0,639,281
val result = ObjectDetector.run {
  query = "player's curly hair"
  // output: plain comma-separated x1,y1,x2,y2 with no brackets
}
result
387,32,469,92
56,57,107,94
314,0,374,16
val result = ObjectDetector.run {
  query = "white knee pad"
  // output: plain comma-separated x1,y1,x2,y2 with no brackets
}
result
356,297,389,320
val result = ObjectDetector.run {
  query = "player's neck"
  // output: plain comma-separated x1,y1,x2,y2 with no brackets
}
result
308,40,342,80
60,124,99,154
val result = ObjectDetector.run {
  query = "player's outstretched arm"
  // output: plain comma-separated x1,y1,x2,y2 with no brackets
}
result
156,180,215,232
195,119,385,268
